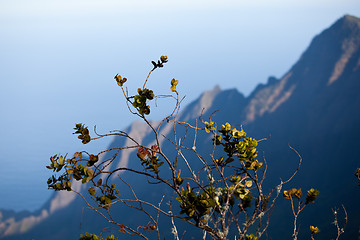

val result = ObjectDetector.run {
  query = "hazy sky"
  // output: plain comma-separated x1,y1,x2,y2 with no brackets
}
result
1,0,359,211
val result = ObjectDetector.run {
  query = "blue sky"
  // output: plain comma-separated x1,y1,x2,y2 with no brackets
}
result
0,0,359,211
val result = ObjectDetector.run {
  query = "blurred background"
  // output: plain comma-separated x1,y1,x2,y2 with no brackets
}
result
0,0,359,211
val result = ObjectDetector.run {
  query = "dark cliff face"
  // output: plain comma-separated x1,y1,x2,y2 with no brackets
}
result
241,15,360,126
2,15,360,240
240,15,360,239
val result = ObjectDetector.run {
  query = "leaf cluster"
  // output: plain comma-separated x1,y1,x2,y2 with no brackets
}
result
79,232,118,240
151,55,168,70
137,145,164,174
283,188,319,205
46,151,96,191
283,187,320,239
310,225,320,234
88,184,120,209
132,88,154,115
114,74,127,87
245,234,258,240
209,122,262,170
113,56,177,117
176,184,216,225
46,154,72,191
170,78,178,92
229,176,253,204
73,123,91,144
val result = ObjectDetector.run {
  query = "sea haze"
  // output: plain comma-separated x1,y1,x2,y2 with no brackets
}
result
0,155,49,211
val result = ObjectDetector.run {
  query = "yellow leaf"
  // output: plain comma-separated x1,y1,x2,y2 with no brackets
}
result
170,78,179,92
245,181,253,188
294,188,302,199
283,190,291,199
310,225,320,234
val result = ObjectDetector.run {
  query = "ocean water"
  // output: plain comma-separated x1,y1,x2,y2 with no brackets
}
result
0,135,113,212
0,156,52,212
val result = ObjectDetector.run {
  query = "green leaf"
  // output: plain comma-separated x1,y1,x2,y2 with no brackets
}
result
82,177,88,184
306,188,320,204
88,187,96,197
